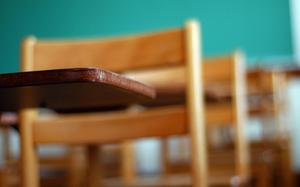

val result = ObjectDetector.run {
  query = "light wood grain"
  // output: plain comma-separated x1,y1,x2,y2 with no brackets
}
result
20,37,39,187
185,21,207,187
156,51,249,186
20,109,39,187
87,145,102,187
206,103,233,126
18,20,206,187
232,51,249,182
121,141,136,184
124,56,233,94
33,106,187,144
33,29,184,72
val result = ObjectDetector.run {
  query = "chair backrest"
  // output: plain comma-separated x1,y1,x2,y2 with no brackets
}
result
203,52,249,182
247,69,273,95
20,21,208,187
123,55,235,93
128,51,249,182
247,69,288,142
21,29,187,72
204,56,234,82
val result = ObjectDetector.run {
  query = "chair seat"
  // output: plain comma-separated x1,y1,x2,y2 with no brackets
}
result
0,68,155,111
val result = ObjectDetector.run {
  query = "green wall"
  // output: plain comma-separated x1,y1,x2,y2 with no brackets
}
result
0,0,293,73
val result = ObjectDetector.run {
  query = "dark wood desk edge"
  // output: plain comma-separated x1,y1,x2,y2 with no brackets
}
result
0,68,156,99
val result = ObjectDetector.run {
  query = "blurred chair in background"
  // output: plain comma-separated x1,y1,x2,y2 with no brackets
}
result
247,69,295,187
148,63,295,187
113,51,250,187
158,52,249,187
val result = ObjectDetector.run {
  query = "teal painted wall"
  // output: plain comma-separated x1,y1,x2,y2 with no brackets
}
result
0,0,293,73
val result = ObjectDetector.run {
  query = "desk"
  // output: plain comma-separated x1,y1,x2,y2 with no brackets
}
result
0,68,155,111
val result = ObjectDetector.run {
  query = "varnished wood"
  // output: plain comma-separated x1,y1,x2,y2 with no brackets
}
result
0,68,155,111
123,57,235,108
232,51,249,182
121,141,136,184
87,145,102,187
33,29,184,72
20,37,39,187
247,68,295,187
103,173,238,187
271,72,294,187
20,109,39,187
125,56,233,92
155,51,249,187
206,103,234,126
67,146,86,187
33,104,235,145
14,20,206,187
33,106,187,144
185,21,207,187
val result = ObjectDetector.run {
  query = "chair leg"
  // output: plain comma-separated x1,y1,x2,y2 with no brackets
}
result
254,163,271,187
20,109,39,187
233,51,249,184
2,127,12,162
160,139,170,176
121,141,136,184
68,146,86,187
279,142,295,187
87,145,102,187
185,21,208,187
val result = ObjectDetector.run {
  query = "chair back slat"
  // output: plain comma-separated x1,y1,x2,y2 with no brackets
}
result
27,29,184,72
123,55,234,90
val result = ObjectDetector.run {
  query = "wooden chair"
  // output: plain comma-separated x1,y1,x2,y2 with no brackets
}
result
161,52,249,186
247,69,295,187
0,113,87,187
102,65,294,187
116,51,249,186
204,52,249,186
158,68,292,187
0,113,18,187
17,20,208,187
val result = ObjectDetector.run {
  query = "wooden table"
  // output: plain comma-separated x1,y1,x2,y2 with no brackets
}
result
0,68,155,112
